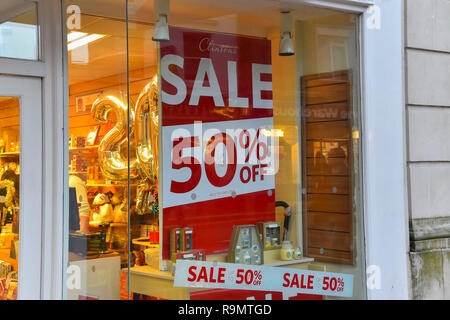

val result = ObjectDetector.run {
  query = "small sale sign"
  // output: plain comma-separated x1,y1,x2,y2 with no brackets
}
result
174,260,354,298
160,27,276,259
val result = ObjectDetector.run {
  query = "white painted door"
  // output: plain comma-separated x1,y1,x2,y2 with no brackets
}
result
0,75,42,299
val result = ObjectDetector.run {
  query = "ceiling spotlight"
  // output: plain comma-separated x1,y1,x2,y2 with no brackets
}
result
152,0,170,42
279,11,294,56
279,32,294,56
152,14,169,42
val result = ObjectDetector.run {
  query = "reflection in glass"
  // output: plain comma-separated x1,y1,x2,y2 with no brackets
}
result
0,2,38,60
0,97,20,300
66,0,128,300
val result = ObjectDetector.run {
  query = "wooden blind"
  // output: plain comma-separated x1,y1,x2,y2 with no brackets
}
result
301,70,354,265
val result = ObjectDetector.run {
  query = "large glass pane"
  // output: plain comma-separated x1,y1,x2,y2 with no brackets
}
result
126,4,159,301
298,13,364,299
65,0,129,300
0,1,39,60
62,0,365,301
0,97,20,300
125,0,364,300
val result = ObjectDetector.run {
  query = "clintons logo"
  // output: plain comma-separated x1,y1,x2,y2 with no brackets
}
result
199,38,238,55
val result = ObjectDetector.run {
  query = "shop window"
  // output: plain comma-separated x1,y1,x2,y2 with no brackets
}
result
0,97,20,300
0,1,39,60
64,0,364,300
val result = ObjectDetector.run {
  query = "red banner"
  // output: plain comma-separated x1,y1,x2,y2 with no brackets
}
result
160,27,275,259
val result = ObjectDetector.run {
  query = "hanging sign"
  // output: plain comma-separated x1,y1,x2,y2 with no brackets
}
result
160,27,276,259
174,260,354,298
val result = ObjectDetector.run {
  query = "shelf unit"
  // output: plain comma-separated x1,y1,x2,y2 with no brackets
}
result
132,239,159,247
0,152,20,157
86,183,139,187
69,145,99,152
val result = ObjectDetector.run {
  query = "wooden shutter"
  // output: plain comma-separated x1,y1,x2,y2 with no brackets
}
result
301,70,354,265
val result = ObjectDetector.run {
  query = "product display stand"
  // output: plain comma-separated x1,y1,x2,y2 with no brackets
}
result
128,251,314,299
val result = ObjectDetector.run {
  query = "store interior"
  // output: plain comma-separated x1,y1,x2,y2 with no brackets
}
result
0,97,20,300
63,0,364,300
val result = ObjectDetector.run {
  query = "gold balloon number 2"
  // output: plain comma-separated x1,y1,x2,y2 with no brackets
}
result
91,76,159,182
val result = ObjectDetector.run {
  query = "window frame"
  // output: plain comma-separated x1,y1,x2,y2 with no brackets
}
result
56,0,409,300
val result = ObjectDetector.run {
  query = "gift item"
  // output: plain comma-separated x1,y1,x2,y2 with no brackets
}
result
135,184,158,216
280,240,295,261
113,200,127,223
8,142,16,153
0,261,12,278
0,280,5,297
144,245,160,269
294,247,302,260
170,249,205,263
169,228,183,255
6,280,17,300
70,155,87,173
182,227,193,252
140,224,159,243
111,192,127,223
5,271,17,289
135,250,146,266
228,225,263,265
86,125,100,146
257,221,282,250
70,136,86,148
0,233,13,249
69,232,105,257
91,193,114,223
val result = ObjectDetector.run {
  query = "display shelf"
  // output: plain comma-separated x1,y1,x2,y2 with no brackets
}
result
110,222,127,226
203,250,314,266
0,248,18,271
130,265,173,280
0,152,20,157
128,255,315,300
69,250,120,262
132,238,159,247
69,145,99,151
264,257,314,267
69,171,87,175
86,183,139,187
263,249,314,266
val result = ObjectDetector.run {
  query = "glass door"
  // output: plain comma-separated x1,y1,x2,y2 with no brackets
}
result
62,0,365,300
0,75,42,300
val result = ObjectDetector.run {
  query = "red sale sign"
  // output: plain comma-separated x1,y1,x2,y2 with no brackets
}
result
174,260,354,298
160,27,276,259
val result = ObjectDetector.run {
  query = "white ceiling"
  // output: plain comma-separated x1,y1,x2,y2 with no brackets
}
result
68,0,336,85
0,0,35,24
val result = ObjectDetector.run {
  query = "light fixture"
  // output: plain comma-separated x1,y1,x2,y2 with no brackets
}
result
261,128,284,137
152,0,170,42
67,31,87,42
152,14,169,42
67,33,106,51
279,10,294,56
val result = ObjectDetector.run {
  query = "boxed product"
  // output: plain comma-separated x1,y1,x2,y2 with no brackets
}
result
0,261,12,278
144,246,160,269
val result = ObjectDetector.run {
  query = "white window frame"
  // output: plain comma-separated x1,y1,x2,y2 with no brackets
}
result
302,0,409,299
29,0,407,300
0,0,65,299
0,75,42,300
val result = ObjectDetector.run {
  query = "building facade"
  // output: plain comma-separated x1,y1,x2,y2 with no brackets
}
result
0,0,446,300
405,0,450,300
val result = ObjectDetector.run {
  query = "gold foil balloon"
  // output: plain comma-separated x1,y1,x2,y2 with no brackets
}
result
135,75,159,182
91,91,139,181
